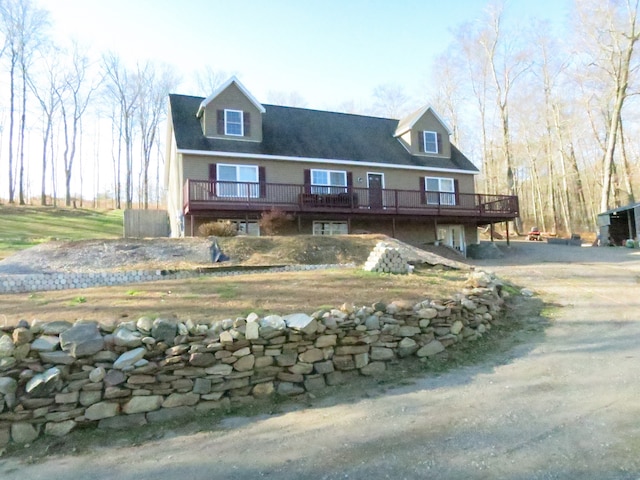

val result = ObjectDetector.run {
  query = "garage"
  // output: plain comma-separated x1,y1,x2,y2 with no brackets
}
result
597,203,640,246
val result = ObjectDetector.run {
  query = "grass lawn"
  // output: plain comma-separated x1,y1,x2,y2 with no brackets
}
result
0,206,123,260
0,267,468,326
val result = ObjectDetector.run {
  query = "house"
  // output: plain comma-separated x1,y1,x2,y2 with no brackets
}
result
165,77,518,254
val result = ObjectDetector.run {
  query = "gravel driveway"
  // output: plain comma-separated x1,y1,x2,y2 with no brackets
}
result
3,241,640,479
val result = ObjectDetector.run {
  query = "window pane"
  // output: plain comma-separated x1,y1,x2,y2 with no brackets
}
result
330,171,346,186
424,131,437,153
312,170,328,185
225,110,243,135
426,178,439,191
238,166,257,182
218,165,236,181
440,179,454,192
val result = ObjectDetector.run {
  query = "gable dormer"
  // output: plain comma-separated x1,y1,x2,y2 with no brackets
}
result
196,76,265,142
394,105,452,157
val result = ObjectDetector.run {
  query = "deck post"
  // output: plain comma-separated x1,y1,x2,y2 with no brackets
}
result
505,221,510,246
348,217,352,233
490,223,494,242
297,214,302,233
392,217,396,238
190,215,194,237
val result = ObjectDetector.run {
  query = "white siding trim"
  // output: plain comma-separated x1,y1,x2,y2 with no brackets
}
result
176,149,480,175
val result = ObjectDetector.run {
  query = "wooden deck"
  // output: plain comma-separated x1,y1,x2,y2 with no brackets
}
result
183,180,519,222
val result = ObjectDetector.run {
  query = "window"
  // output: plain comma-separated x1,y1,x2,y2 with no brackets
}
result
313,221,348,236
425,176,455,205
311,169,347,194
423,131,439,154
219,220,260,236
217,164,258,197
224,109,243,136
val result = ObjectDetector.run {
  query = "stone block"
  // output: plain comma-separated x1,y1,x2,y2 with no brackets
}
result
44,420,76,437
162,393,199,408
123,395,163,414
416,340,445,358
360,361,386,376
11,422,39,444
85,401,120,420
60,322,104,357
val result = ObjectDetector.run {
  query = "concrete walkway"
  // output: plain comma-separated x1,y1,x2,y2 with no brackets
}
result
3,242,640,479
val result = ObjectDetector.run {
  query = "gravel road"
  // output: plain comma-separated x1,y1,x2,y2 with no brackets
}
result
3,241,640,479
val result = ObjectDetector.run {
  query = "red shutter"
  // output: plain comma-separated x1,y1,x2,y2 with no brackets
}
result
346,171,353,188
437,133,442,154
304,169,311,194
243,112,251,137
419,176,426,204
208,164,217,196
217,110,224,135
454,179,459,206
418,131,424,152
259,166,266,198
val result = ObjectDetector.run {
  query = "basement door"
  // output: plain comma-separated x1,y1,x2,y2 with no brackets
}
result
437,225,466,254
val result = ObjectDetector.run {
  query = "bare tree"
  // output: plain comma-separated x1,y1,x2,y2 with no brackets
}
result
55,42,100,207
0,0,49,203
102,53,141,209
28,48,63,205
137,62,179,208
575,0,640,212
371,83,414,118
478,2,532,233
194,66,231,94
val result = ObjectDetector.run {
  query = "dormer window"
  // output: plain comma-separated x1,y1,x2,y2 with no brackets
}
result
423,131,439,154
225,109,244,136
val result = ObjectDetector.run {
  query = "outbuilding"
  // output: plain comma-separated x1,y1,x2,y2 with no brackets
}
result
597,203,640,246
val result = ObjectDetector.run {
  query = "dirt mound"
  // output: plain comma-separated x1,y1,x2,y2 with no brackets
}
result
0,235,468,275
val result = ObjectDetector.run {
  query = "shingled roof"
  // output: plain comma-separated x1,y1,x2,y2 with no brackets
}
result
169,94,479,173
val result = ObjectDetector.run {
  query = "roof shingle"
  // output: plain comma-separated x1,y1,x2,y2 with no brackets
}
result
169,94,478,173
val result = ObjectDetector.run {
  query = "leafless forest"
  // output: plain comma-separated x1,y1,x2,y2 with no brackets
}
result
0,0,638,235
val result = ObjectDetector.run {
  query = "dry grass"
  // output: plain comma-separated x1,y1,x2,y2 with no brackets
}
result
0,267,467,327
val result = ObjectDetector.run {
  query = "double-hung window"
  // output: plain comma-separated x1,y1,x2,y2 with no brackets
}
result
311,169,347,194
423,131,439,154
217,164,259,198
224,109,244,136
425,176,455,205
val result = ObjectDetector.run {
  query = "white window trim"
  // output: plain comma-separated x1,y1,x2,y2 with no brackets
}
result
217,163,258,198
425,176,456,206
423,131,438,154
310,168,347,194
312,220,349,236
224,109,244,136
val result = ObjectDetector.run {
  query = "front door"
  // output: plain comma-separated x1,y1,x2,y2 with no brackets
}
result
368,173,384,209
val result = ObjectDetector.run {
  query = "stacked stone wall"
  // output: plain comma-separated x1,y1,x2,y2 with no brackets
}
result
0,270,506,446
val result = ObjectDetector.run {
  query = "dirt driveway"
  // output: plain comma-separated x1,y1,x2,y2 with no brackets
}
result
3,241,640,479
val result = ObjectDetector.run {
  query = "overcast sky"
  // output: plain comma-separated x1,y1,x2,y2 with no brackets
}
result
39,0,571,110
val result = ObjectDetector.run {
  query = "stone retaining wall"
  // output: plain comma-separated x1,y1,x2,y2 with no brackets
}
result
0,270,506,447
0,264,353,294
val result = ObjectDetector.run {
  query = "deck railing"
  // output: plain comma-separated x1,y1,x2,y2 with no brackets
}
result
183,180,519,218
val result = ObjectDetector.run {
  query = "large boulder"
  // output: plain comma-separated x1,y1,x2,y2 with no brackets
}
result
60,323,104,357
151,318,177,346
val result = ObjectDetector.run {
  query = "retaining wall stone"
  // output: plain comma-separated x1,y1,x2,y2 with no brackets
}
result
0,269,508,448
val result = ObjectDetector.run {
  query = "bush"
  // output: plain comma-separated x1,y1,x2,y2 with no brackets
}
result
259,208,293,235
198,221,238,237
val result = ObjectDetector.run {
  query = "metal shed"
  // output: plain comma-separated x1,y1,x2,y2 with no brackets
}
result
597,203,640,246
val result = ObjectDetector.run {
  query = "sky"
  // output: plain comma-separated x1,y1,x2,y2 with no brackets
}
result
39,0,572,111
